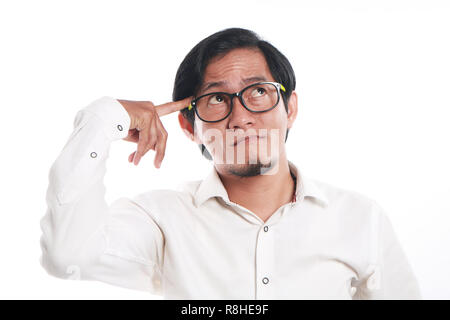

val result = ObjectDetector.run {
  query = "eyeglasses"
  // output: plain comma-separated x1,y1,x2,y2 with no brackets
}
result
188,81,286,123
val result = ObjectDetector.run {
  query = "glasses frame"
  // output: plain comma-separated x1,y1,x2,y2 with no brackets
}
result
188,81,286,123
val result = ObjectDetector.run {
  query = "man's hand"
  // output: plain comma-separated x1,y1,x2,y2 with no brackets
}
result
117,97,192,167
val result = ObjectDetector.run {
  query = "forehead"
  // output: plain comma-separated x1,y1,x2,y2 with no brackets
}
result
201,48,274,90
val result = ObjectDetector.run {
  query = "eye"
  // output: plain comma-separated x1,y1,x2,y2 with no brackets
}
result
251,87,267,97
208,94,226,105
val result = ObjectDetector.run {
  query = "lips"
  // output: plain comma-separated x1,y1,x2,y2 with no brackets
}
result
232,135,264,146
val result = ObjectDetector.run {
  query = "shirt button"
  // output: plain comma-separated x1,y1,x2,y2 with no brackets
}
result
262,277,269,285
263,226,269,232
117,124,123,131
90,152,97,158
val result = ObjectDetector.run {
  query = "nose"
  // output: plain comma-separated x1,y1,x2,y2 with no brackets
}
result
227,95,256,130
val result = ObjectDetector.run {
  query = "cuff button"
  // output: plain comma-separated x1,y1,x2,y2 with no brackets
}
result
117,124,123,131
90,152,97,158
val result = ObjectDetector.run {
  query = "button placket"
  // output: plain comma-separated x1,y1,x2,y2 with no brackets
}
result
255,224,275,299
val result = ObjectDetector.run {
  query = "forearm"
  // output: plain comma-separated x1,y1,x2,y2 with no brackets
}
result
40,96,131,277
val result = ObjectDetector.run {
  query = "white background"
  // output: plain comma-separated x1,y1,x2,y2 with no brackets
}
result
0,0,449,299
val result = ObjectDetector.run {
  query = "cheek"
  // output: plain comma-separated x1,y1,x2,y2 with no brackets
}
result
260,111,288,146
261,109,286,131
196,122,226,146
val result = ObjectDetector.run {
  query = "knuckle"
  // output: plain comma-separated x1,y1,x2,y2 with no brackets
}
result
148,137,157,148
138,137,149,148
157,137,166,147
142,110,153,120
136,144,145,154
156,148,165,159
148,130,157,142
138,130,149,141
143,145,152,154
136,117,148,130
142,141,152,152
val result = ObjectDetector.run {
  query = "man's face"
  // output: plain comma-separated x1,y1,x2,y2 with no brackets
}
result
193,48,297,177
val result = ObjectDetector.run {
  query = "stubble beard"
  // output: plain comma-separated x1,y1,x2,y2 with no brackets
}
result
224,157,279,177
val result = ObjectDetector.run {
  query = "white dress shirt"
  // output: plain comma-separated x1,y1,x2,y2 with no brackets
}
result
40,96,421,300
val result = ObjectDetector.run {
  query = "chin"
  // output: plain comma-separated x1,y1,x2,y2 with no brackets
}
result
216,156,279,177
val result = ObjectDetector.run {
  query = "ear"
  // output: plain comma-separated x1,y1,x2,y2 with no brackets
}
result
286,90,298,129
178,112,201,144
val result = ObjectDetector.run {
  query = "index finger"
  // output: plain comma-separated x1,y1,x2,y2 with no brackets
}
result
155,96,193,117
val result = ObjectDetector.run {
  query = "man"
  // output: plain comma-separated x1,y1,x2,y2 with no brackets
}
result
40,28,421,299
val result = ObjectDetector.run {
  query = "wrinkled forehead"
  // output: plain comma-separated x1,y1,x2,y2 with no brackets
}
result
199,48,275,93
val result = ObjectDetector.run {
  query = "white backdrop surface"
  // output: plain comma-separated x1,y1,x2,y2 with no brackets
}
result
0,0,448,299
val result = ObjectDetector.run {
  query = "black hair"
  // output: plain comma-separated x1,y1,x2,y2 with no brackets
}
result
172,27,296,160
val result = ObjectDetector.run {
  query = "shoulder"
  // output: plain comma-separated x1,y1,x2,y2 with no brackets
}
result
125,179,202,219
307,178,387,225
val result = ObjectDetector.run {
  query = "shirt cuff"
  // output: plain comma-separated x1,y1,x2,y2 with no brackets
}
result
83,96,131,141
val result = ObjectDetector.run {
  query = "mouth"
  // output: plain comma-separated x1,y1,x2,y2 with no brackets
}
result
232,135,265,147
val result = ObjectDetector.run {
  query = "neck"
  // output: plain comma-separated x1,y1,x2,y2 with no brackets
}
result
216,157,296,222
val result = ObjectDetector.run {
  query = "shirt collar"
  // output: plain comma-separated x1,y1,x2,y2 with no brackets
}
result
193,160,329,208
288,161,329,207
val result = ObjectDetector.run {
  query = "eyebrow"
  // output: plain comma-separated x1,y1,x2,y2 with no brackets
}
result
199,76,268,94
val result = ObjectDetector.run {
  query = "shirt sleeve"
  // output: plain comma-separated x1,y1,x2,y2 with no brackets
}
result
353,201,422,300
39,97,164,296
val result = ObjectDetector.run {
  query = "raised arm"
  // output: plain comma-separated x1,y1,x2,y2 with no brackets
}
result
40,96,190,294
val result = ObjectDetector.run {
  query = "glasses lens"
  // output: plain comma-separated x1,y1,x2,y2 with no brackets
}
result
242,83,279,111
196,93,231,122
